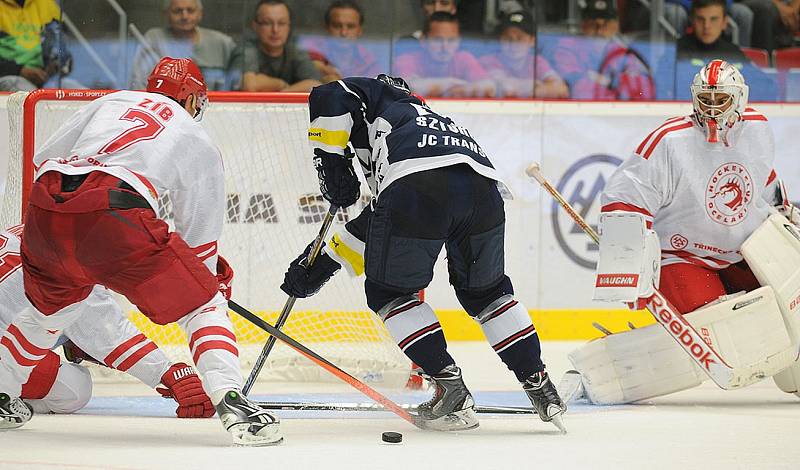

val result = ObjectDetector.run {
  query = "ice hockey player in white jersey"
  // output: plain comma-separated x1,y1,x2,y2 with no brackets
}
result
0,224,215,419
0,57,281,445
572,59,800,404
281,75,566,432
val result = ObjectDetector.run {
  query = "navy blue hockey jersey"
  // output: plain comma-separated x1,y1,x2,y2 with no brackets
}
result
307,77,510,198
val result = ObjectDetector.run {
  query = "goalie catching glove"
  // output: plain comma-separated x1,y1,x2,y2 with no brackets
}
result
280,241,342,298
313,149,360,208
157,363,215,418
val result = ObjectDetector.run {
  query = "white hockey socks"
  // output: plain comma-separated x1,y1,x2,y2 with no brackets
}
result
177,292,242,402
474,295,543,382
378,296,454,375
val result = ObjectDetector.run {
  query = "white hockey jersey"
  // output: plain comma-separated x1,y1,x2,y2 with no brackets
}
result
601,108,777,270
0,226,171,388
33,90,224,272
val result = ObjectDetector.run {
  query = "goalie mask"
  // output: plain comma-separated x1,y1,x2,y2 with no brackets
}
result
690,59,749,144
146,57,209,121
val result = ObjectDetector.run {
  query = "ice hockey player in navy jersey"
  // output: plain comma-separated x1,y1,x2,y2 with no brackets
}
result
282,75,566,432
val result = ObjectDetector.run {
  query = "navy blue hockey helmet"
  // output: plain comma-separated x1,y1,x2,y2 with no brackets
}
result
376,74,411,94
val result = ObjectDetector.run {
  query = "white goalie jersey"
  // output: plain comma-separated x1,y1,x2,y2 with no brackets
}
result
0,226,171,388
601,109,778,270
32,90,225,273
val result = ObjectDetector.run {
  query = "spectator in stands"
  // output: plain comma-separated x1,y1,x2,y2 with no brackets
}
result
479,10,568,98
394,12,495,97
230,0,321,92
405,0,459,40
0,0,81,91
675,0,778,100
547,0,655,100
302,0,381,83
130,0,236,91
663,1,753,46
737,0,798,52
677,0,750,64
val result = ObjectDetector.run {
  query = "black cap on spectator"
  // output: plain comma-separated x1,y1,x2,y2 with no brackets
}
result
499,10,535,35
580,0,617,19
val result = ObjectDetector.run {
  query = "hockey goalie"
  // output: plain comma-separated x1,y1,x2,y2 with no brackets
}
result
570,59,800,405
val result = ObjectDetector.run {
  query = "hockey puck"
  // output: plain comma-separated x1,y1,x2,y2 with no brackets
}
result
381,431,402,444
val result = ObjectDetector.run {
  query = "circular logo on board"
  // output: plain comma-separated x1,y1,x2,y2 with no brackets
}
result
551,154,623,270
705,162,753,226
670,234,688,250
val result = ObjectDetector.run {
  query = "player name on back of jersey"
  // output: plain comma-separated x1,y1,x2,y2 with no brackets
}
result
414,116,488,158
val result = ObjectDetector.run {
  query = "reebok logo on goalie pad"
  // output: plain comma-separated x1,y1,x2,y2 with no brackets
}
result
596,274,639,287
648,294,718,371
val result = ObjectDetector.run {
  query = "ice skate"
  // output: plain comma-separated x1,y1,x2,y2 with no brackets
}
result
416,365,478,431
215,390,283,446
0,393,33,430
523,371,567,433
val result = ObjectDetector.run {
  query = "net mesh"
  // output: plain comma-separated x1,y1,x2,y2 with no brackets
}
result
5,92,411,387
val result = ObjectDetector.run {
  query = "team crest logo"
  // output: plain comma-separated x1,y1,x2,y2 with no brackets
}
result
670,234,688,250
705,163,752,226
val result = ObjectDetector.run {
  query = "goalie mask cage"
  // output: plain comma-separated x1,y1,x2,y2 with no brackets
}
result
4,89,412,387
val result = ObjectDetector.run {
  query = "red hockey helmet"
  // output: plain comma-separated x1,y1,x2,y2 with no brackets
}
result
146,57,208,120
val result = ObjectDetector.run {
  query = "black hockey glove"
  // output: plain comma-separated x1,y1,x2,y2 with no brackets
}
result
313,151,360,208
281,241,342,298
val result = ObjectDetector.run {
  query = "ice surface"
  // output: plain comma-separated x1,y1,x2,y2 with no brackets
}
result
3,341,799,470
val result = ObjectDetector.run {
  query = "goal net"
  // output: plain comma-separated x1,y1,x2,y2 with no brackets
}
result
4,90,412,388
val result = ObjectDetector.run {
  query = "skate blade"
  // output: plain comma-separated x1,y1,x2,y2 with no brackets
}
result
229,423,284,447
420,408,480,432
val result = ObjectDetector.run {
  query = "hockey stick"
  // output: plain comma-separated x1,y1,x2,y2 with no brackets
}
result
242,204,339,396
525,162,743,389
256,401,535,414
255,370,585,415
229,300,424,428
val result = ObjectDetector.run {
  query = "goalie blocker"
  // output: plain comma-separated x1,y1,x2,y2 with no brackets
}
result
573,212,800,404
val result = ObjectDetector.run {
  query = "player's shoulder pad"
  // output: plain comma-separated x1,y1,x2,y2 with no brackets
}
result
633,115,693,160
741,107,768,122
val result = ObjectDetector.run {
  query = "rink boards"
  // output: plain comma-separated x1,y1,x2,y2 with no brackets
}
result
2,95,799,340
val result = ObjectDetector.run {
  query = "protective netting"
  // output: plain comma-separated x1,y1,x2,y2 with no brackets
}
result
5,91,411,387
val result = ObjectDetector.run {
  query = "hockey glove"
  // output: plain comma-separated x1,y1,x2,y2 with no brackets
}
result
156,363,215,418
280,241,342,298
313,150,360,208
62,340,106,367
216,255,234,301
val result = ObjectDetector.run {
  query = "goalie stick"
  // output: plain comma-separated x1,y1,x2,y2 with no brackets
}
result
525,162,745,389
242,204,339,396
229,300,424,428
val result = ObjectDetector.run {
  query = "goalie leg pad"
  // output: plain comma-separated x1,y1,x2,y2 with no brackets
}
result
690,286,796,378
569,323,706,405
378,295,453,375
741,212,800,344
773,361,800,398
571,286,797,404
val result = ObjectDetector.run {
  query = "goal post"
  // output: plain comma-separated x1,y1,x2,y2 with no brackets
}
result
4,89,413,387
